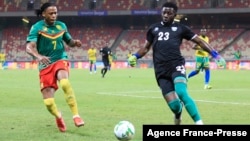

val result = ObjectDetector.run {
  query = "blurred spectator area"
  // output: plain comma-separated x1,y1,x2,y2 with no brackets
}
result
115,29,152,60
222,30,250,60
1,27,30,61
1,25,248,61
66,25,122,61
0,0,249,12
181,28,244,60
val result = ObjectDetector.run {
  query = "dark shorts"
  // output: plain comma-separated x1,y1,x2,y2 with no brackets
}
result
102,58,110,67
154,61,187,95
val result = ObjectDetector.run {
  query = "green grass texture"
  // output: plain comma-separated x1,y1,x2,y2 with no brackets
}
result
0,68,249,141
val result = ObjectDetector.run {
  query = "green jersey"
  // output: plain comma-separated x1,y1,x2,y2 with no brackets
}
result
233,51,241,60
26,20,72,70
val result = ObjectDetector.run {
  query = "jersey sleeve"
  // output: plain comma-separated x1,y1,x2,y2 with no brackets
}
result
26,25,39,43
146,25,155,43
181,24,196,40
61,22,72,44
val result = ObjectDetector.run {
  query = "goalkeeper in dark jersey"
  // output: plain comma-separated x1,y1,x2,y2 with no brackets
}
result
26,2,84,132
128,2,226,125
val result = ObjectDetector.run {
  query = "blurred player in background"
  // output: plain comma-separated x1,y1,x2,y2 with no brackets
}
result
25,2,84,132
100,43,112,78
87,46,97,74
108,52,113,70
188,29,212,89
108,51,117,70
128,2,225,125
0,51,6,69
127,51,132,68
232,49,242,71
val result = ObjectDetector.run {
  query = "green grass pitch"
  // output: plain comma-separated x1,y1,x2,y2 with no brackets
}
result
0,68,249,141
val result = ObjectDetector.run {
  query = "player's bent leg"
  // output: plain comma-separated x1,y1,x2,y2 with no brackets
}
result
43,98,60,117
174,77,203,124
165,92,183,125
44,98,66,132
187,70,199,78
204,69,212,89
60,79,78,114
102,67,108,77
59,79,85,127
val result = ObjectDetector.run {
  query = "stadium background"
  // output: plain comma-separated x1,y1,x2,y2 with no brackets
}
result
0,0,250,70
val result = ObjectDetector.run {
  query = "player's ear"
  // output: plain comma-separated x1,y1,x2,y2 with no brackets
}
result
42,11,45,17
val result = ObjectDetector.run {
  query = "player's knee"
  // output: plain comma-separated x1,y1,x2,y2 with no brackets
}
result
168,99,182,114
174,77,187,97
59,79,71,91
43,98,54,107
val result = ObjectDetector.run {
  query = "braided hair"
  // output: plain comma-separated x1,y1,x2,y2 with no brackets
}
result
35,2,55,17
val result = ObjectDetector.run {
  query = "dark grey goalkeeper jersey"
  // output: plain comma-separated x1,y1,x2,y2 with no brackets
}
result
146,21,197,77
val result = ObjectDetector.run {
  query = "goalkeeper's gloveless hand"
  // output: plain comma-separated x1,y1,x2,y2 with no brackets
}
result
128,55,137,67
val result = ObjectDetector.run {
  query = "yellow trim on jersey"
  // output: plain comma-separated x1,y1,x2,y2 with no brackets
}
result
195,35,209,57
39,30,65,39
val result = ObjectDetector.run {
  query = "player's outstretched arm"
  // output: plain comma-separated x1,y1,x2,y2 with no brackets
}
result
128,41,151,67
192,36,226,67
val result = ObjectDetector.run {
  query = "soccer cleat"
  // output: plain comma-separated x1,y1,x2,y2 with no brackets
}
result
56,114,66,132
174,112,182,125
195,120,204,125
174,117,182,125
174,102,183,125
73,116,85,127
204,85,212,89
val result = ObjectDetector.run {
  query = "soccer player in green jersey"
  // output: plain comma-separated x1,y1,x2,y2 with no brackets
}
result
87,46,97,74
26,2,84,132
188,29,212,89
232,50,242,71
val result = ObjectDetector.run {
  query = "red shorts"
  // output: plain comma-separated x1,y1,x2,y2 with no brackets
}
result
235,60,240,65
39,60,69,91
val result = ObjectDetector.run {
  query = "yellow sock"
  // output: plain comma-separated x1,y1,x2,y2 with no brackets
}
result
43,98,60,118
59,79,79,116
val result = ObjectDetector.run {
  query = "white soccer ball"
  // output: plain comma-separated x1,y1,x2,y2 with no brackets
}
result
114,120,135,141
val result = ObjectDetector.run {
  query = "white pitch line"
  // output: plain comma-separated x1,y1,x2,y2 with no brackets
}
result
97,88,250,94
195,99,250,105
96,89,250,106
97,92,161,99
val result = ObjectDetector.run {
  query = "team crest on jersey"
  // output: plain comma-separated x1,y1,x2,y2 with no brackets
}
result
43,27,48,32
56,25,62,30
171,27,177,31
154,27,159,32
